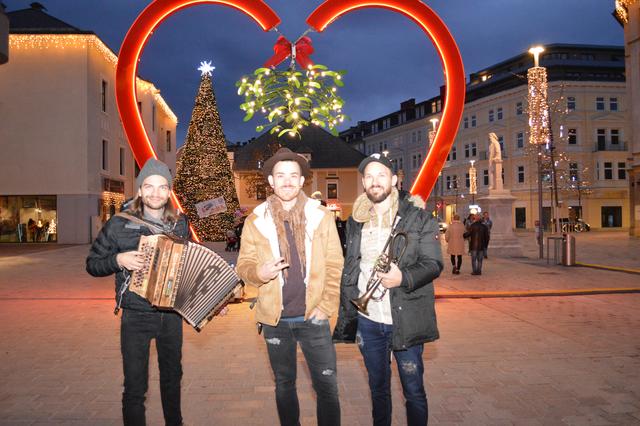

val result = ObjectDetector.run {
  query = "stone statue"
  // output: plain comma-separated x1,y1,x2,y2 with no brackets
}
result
488,132,503,191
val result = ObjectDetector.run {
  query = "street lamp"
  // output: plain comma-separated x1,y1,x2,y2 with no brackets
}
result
528,45,548,259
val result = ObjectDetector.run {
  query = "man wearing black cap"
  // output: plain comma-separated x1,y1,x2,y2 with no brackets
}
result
86,158,189,426
333,153,443,426
236,147,343,426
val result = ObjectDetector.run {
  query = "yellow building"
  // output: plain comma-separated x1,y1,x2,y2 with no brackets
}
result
0,4,177,243
614,0,640,236
347,44,630,231
230,125,365,219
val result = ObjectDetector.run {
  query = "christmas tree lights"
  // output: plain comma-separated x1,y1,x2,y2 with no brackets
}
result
174,64,240,241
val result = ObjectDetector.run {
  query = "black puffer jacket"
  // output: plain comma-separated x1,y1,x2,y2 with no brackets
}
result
86,214,190,312
332,190,443,350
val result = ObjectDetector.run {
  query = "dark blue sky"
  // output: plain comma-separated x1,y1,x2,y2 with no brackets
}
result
7,1,624,146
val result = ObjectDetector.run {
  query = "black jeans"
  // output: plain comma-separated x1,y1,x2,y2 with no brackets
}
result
121,309,183,426
450,255,462,270
262,317,341,426
357,315,428,426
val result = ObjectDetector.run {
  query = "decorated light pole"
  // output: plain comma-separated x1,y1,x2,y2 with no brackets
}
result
469,159,477,205
528,45,548,259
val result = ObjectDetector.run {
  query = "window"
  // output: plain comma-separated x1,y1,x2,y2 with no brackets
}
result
134,161,140,178
446,175,451,190
483,169,489,186
601,206,622,228
471,115,477,127
611,129,620,144
463,117,469,129
471,142,477,157
451,147,457,161
516,132,524,149
597,129,606,150
119,147,125,176
604,162,613,180
412,154,423,170
452,175,458,189
596,97,605,111
567,96,576,112
101,80,107,113
465,173,470,188
102,140,108,171
327,183,338,199
165,131,172,152
411,132,416,143
568,128,577,145
516,102,523,115
498,135,505,154
517,166,525,183
488,109,494,122
256,182,266,200
596,162,600,180
464,144,470,158
417,130,422,142
515,207,526,229
610,97,618,111
497,107,503,120
569,163,579,180
618,162,627,180
371,123,378,134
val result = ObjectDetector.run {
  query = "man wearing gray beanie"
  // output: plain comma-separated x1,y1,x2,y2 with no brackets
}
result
87,157,189,426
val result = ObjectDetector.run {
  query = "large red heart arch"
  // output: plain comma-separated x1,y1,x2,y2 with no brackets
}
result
116,0,464,240
307,0,466,200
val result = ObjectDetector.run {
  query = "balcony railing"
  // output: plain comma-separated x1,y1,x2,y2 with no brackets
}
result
593,141,628,152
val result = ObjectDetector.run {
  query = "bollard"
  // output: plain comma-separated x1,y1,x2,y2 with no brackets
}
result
562,233,576,266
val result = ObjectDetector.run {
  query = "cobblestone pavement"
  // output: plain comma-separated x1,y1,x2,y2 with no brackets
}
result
0,233,639,425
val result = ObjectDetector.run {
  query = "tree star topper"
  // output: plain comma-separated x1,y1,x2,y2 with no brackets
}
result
198,61,215,76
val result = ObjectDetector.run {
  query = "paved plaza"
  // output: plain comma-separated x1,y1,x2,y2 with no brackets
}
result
0,232,639,425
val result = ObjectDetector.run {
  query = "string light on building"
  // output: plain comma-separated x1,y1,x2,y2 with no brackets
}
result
428,117,439,147
469,159,477,203
9,34,176,122
614,0,637,24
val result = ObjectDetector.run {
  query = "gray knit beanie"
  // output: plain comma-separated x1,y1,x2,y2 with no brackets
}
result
136,158,173,189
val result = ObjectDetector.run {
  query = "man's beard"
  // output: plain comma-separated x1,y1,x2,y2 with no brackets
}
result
366,185,391,203
142,195,168,211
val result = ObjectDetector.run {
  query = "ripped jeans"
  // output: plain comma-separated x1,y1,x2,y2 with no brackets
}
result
357,315,428,426
262,316,340,426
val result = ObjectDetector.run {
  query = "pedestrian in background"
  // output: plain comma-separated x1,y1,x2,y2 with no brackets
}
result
482,211,493,259
445,214,465,274
464,214,490,275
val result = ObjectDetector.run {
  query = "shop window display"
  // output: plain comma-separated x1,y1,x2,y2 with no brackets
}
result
0,196,57,242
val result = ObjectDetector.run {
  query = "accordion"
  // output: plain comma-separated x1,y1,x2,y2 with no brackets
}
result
130,234,241,331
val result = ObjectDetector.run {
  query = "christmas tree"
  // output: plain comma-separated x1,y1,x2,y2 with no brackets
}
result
174,61,240,241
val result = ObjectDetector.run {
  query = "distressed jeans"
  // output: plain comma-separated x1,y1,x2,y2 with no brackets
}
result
120,309,183,426
470,250,484,274
262,317,341,426
357,315,428,426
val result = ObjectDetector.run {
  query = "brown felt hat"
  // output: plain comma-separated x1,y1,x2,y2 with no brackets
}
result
261,148,311,178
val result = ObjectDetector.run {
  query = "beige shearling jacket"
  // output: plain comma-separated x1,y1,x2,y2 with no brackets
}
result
236,198,344,326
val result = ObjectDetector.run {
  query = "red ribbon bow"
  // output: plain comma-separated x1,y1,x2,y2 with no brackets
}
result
263,35,315,69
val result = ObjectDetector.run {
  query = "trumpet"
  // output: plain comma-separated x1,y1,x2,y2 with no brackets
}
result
351,228,408,316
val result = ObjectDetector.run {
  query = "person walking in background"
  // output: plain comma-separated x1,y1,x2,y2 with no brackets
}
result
464,214,490,275
445,214,465,274
481,211,493,259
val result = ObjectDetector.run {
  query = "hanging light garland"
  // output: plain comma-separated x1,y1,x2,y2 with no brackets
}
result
236,32,347,139
237,64,347,138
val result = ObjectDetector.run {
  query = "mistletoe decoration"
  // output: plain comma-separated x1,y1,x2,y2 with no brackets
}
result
236,64,348,138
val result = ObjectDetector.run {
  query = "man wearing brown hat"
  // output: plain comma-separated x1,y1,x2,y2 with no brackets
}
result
236,147,343,426
86,158,189,426
333,153,442,426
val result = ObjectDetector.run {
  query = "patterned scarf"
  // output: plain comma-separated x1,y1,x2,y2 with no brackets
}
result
266,191,307,278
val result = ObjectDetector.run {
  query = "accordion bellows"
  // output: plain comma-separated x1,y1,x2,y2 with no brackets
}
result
131,234,241,331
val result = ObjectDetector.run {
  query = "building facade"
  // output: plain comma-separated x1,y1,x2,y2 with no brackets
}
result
231,124,365,218
0,5,177,243
614,0,640,237
344,44,630,231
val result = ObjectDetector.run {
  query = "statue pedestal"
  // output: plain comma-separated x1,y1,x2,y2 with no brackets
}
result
479,190,524,258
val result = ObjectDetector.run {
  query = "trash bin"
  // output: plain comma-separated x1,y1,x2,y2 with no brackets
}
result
562,233,575,266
